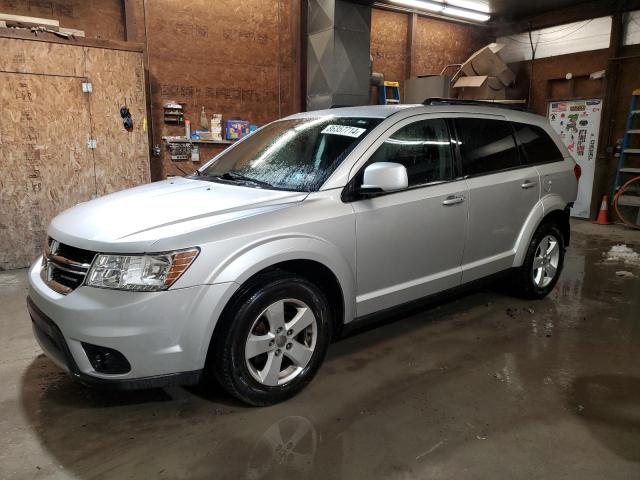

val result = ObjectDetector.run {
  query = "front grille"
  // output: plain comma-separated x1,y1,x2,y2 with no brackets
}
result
41,237,96,295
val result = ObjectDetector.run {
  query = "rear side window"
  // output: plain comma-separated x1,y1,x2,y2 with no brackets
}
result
454,118,520,175
367,118,454,187
512,122,564,164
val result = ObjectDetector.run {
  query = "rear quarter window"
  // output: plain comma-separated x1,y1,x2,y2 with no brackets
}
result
512,122,564,165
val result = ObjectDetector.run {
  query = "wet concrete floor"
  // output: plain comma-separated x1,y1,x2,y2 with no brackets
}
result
1,220,639,479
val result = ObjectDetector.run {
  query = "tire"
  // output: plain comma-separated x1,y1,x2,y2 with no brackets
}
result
510,222,565,300
210,270,332,406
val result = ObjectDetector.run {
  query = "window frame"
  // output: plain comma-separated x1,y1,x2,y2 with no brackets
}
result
342,115,462,202
510,121,565,167
451,116,525,179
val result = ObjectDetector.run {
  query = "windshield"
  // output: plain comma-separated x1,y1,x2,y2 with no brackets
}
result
197,117,381,192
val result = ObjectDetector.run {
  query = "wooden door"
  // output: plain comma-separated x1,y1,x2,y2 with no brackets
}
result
0,73,96,269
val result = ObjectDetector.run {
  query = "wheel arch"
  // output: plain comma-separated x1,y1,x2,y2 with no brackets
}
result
513,195,570,267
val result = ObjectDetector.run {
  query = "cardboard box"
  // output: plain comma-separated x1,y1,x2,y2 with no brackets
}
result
459,43,515,87
404,75,451,103
225,119,250,140
453,76,506,100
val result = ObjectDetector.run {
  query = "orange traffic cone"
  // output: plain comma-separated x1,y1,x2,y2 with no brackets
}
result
594,195,611,225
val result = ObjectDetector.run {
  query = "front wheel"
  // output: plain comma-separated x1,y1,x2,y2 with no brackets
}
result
510,223,565,299
210,271,332,406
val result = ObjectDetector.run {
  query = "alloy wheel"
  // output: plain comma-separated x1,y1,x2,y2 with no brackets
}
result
245,299,317,386
532,234,560,288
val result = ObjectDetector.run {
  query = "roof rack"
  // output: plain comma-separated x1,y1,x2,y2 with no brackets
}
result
422,97,528,111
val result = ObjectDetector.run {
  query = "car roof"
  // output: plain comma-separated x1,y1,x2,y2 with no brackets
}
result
285,103,549,126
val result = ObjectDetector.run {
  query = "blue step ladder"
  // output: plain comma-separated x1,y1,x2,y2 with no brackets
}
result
611,89,640,200
379,81,401,105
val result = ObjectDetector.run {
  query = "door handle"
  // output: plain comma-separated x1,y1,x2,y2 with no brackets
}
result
442,194,465,206
521,180,537,189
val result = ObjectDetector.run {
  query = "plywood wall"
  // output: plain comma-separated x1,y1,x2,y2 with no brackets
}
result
370,8,492,101
0,0,124,40
0,37,149,269
85,47,149,195
371,9,408,93
145,0,301,179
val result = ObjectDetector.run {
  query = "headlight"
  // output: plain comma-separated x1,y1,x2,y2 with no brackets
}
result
86,248,199,291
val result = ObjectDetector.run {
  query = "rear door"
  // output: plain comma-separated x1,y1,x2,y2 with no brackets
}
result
453,116,541,283
511,122,577,204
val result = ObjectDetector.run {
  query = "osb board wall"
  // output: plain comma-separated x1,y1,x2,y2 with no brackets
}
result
0,37,149,269
0,73,95,269
145,0,301,179
413,16,492,77
85,47,149,195
371,8,408,92
370,8,492,100
0,0,124,40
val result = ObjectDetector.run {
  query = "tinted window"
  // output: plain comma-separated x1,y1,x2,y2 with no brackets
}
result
512,122,564,164
367,119,454,186
455,118,520,175
199,117,381,192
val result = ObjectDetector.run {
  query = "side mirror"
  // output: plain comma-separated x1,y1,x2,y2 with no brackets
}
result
360,162,408,193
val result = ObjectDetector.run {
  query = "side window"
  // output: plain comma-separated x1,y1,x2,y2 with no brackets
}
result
512,122,564,164
367,119,454,187
454,118,520,175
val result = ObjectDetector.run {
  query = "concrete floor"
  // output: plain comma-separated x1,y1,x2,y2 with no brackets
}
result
1,220,639,480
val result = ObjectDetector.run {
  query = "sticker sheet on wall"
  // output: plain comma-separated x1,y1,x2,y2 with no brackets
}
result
547,99,602,218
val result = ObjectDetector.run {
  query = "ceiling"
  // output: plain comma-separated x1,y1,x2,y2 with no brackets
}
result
486,0,592,19
373,0,601,22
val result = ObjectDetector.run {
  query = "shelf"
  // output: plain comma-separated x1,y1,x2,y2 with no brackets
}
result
624,149,640,154
162,136,234,145
620,167,640,174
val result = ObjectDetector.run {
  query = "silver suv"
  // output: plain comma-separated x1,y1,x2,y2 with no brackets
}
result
27,102,578,405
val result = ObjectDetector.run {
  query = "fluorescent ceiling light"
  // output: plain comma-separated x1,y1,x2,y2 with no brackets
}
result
442,6,490,21
390,0,444,12
390,0,491,22
445,0,490,13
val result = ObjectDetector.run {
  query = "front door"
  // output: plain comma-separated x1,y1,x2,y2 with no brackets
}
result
350,117,468,317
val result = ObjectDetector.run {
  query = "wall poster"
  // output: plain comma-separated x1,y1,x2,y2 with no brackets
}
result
547,98,603,218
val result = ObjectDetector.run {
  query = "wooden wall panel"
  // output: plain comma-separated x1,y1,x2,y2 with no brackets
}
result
371,8,408,93
0,37,149,269
414,16,492,76
145,0,300,179
0,73,95,269
85,47,150,195
0,36,84,76
370,8,491,101
0,0,124,40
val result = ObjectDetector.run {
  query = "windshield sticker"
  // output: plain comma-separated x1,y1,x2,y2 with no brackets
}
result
321,125,366,138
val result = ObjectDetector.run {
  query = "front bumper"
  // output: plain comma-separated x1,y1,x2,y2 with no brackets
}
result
28,297,201,389
28,257,237,389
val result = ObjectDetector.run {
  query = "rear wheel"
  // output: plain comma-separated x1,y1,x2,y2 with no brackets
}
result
510,222,565,299
211,271,332,406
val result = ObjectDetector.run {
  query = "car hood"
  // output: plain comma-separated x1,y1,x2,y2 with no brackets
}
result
48,177,308,252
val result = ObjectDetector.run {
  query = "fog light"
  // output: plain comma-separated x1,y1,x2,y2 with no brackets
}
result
82,343,131,374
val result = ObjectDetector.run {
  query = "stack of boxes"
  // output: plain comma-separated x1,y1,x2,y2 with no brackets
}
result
210,114,223,141
452,43,516,101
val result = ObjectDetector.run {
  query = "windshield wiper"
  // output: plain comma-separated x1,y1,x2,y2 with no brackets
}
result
218,171,274,188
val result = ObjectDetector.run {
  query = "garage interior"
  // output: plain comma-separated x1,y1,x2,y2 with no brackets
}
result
1,0,640,478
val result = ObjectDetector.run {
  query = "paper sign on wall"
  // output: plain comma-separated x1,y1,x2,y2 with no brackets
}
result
547,99,603,218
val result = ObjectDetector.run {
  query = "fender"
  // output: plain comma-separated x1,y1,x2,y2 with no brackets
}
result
206,234,357,324
512,193,567,267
